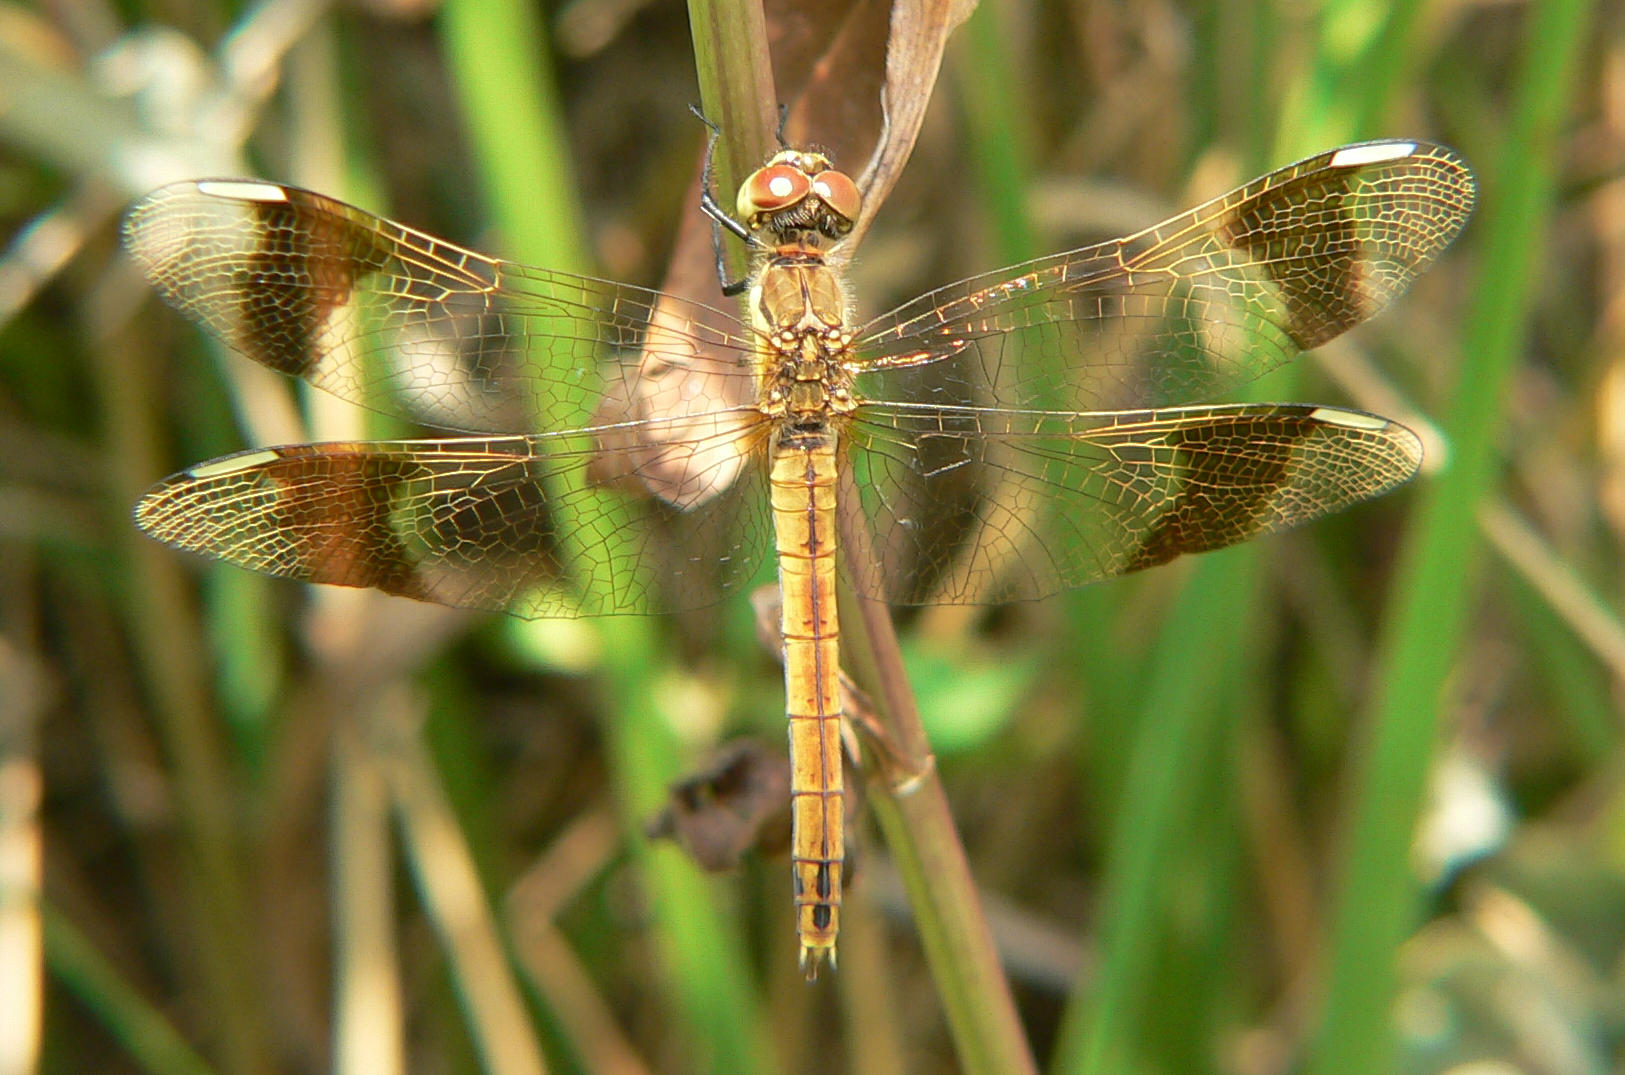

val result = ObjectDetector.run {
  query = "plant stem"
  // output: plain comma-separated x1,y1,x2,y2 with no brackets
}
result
839,508,1035,1074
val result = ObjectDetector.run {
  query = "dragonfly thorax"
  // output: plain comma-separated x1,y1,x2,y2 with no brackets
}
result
752,256,858,421
761,332,858,420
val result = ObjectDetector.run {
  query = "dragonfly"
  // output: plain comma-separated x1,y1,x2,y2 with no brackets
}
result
125,135,1475,975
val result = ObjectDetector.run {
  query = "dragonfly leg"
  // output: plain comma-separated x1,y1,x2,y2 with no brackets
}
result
690,103,755,296
772,101,790,149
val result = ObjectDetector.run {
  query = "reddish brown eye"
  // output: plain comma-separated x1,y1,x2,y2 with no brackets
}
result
810,169,862,224
738,165,811,218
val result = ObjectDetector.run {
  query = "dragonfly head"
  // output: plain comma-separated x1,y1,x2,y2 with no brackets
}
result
737,150,862,247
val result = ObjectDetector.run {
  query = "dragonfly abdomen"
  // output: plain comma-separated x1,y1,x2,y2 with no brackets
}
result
769,431,845,976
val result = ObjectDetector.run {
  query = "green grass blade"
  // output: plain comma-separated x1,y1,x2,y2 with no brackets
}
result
437,2,773,1069
1308,2,1600,1071
438,0,588,280
599,619,782,1075
1274,0,1432,152
44,905,218,1075
1053,551,1257,1074
953,2,1037,267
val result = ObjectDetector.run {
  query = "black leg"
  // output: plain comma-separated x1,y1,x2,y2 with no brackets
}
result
690,104,753,295
773,102,790,149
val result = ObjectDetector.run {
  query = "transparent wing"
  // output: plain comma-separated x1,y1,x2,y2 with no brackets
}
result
123,179,760,437
126,144,1468,618
842,402,1422,605
125,179,777,614
855,141,1474,412
133,421,775,618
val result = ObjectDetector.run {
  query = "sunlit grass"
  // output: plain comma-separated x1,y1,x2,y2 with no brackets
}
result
3,0,1619,1071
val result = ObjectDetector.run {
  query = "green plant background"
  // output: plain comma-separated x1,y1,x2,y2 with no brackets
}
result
0,0,1619,1072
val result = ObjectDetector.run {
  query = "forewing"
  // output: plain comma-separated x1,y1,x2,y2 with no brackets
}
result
133,425,774,618
855,141,1474,412
843,403,1422,605
122,179,760,438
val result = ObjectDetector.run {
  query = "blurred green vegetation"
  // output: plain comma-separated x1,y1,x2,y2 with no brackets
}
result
1,0,1622,1073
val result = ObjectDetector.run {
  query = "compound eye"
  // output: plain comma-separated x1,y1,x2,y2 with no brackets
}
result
810,169,862,224
738,165,810,218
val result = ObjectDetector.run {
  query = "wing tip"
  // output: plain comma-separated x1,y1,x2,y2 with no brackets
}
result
1304,405,1425,474
1328,141,1419,168
193,179,290,203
